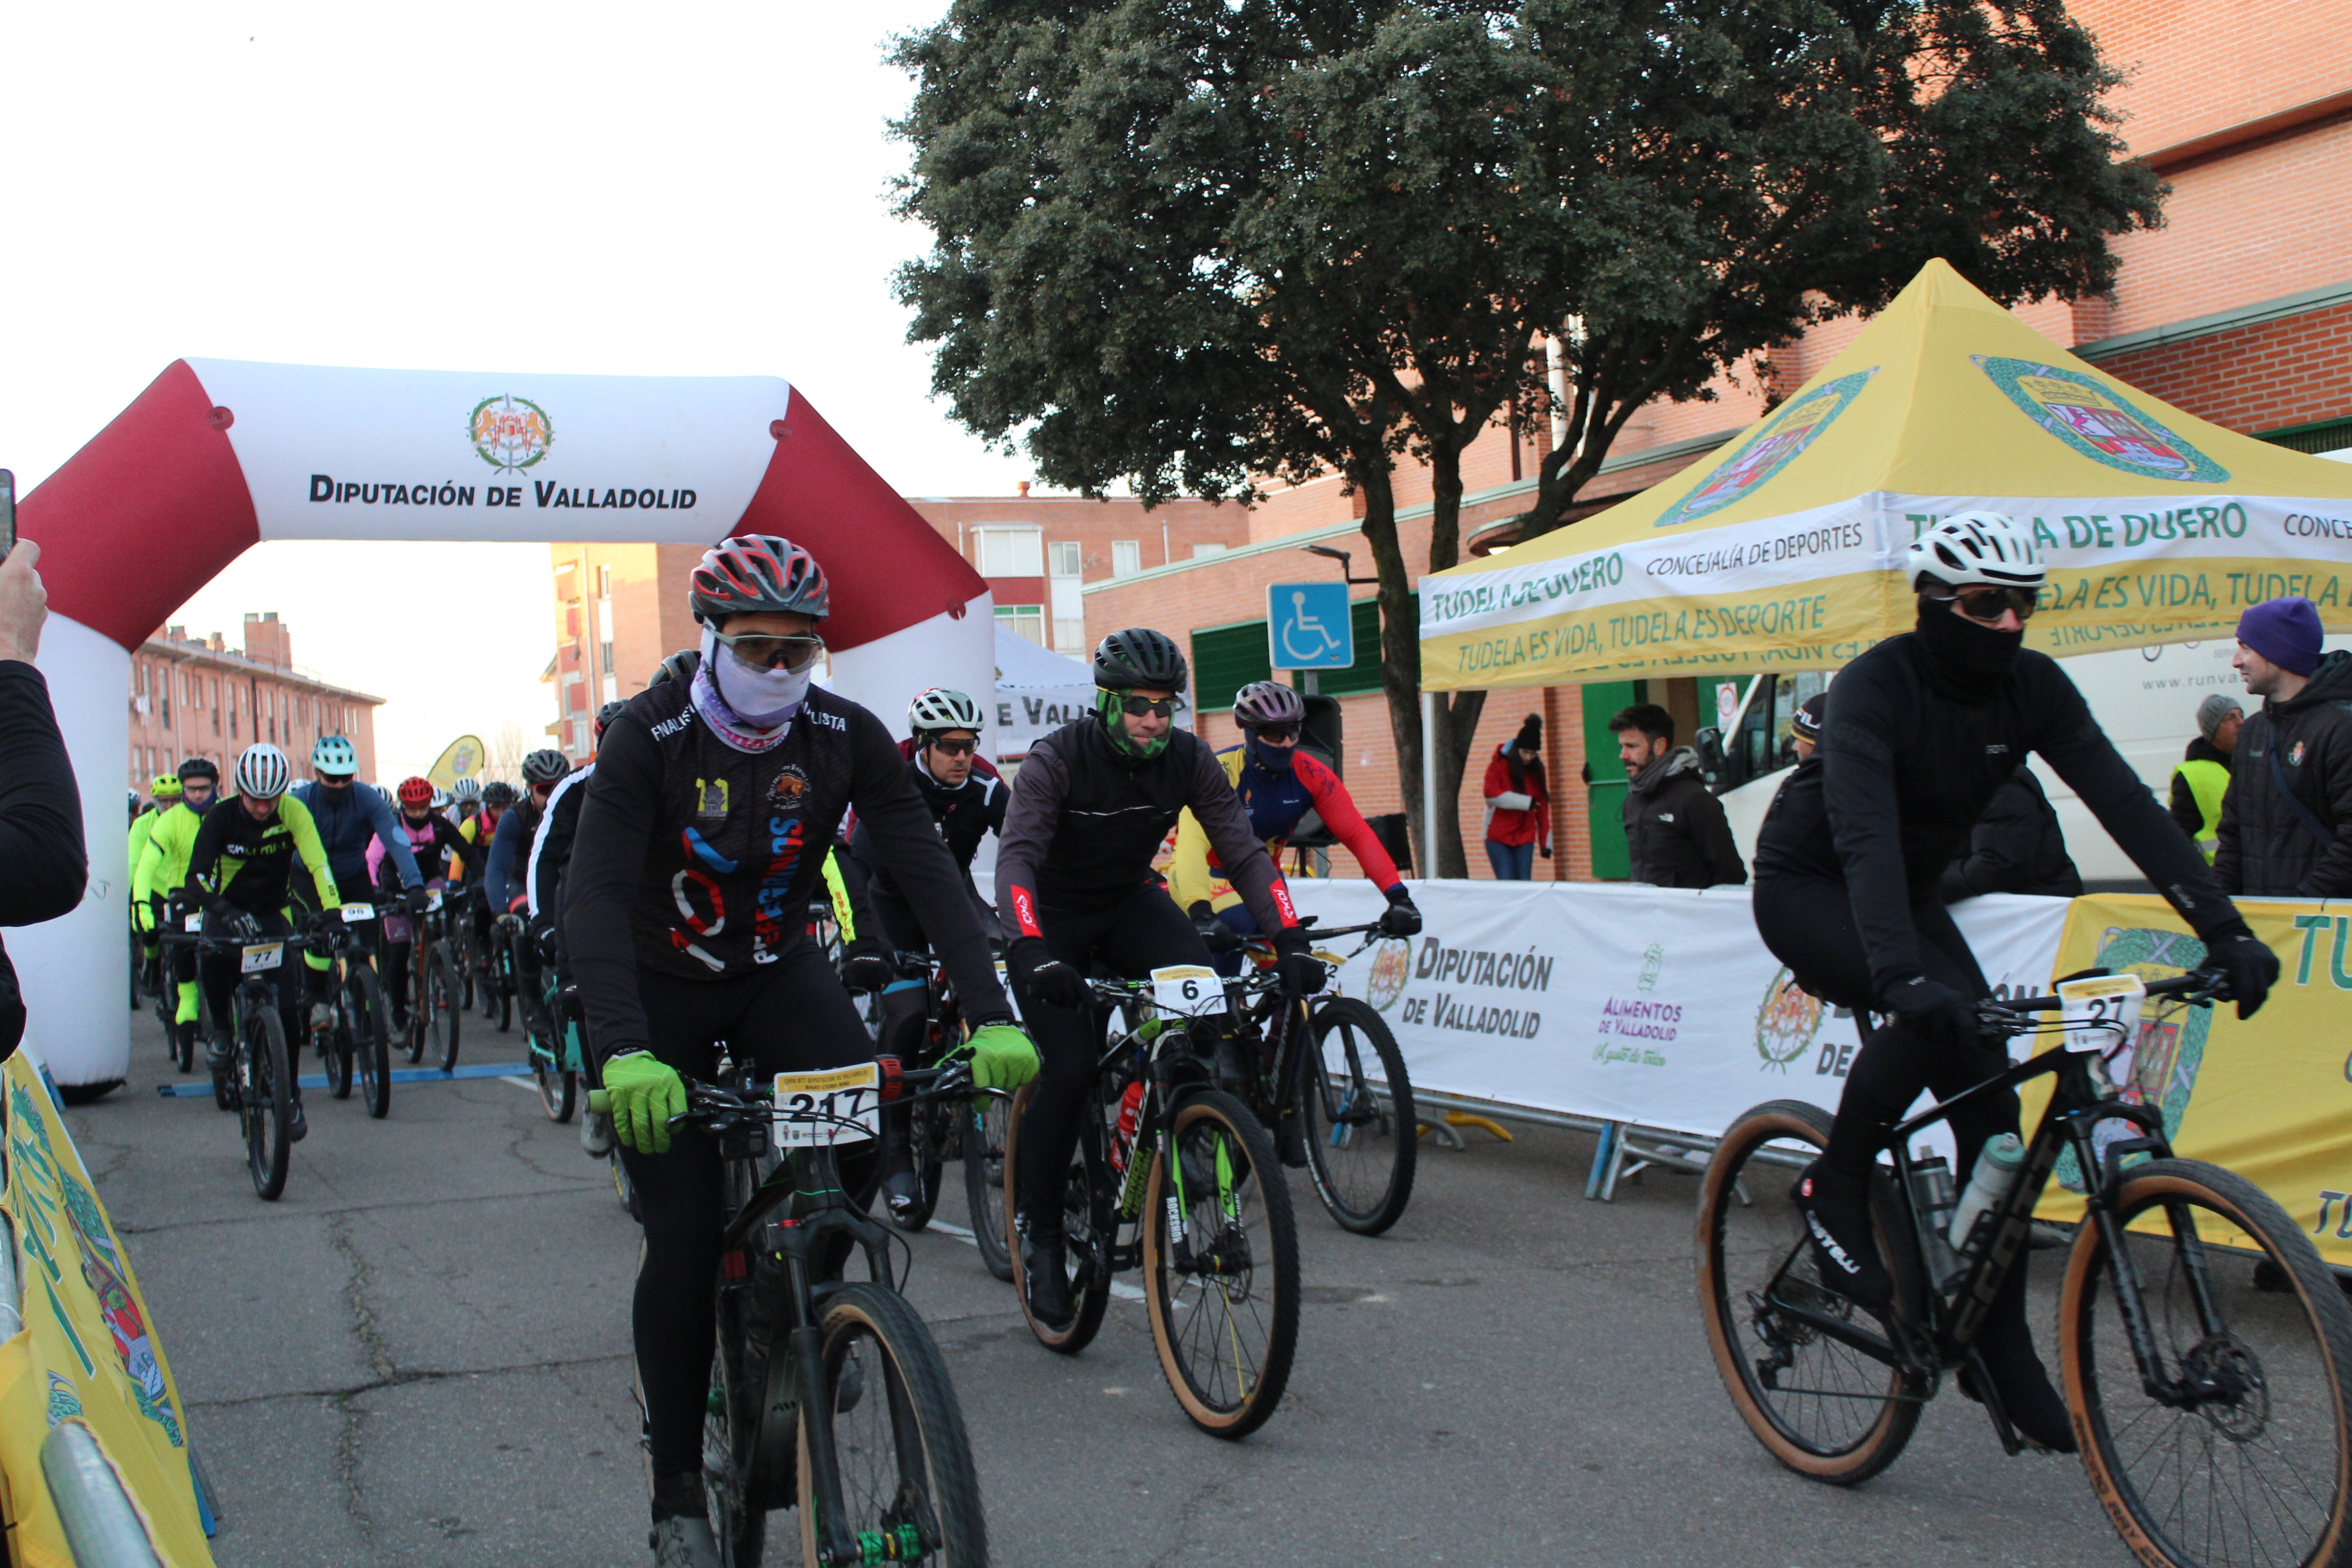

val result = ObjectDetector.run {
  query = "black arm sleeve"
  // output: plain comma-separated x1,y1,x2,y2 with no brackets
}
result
1940,776,2038,902
0,664,86,926
847,710,1010,1019
564,715,663,1065
2298,726,2352,897
1690,790,1747,888
995,745,1069,941
1183,740,1299,935
529,780,583,919
2034,676,2240,936
1819,663,1932,993
183,800,232,904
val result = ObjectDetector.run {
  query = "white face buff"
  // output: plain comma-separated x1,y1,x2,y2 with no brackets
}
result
701,626,812,728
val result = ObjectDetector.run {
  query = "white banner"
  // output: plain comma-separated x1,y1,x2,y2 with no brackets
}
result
1293,879,2070,1140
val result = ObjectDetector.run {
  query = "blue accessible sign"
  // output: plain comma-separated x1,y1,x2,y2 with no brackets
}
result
1267,582,1354,671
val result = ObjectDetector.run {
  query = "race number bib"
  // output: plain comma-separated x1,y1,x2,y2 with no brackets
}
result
2058,972,2144,1054
1151,965,1223,1017
772,1063,882,1148
339,903,376,923
240,942,284,975
184,912,204,932
424,890,443,912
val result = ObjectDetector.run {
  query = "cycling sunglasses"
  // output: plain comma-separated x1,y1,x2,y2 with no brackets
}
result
1936,585,2039,625
928,736,979,755
1114,695,1177,719
1252,724,1301,744
711,629,826,671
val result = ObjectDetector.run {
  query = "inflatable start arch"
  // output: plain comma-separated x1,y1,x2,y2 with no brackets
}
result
20,359,993,1088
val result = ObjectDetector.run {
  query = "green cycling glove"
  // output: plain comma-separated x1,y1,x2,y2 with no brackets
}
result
603,1051,687,1154
956,1022,1041,1092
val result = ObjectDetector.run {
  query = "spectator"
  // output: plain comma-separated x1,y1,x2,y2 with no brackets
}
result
1609,702,1746,888
1789,694,1826,764
2167,694,2240,862
0,542,91,1061
1940,766,2082,901
2215,596,2352,897
1480,714,1550,880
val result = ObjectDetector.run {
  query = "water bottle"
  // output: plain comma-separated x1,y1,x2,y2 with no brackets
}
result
1906,1154,1961,1289
1948,1133,2026,1252
1107,1082,1146,1175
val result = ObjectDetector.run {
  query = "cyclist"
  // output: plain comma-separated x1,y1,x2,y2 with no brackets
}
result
840,686,1008,1220
1751,511,2278,1455
429,785,454,819
996,628,1323,1329
135,759,220,1052
291,738,427,1044
180,744,342,1140
450,777,483,831
480,749,573,1040
367,776,471,1024
451,779,517,968
528,701,628,1155
130,772,182,992
1169,679,1420,965
561,534,1039,1561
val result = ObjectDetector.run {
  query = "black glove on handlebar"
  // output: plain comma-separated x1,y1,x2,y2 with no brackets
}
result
1881,975,1981,1048
840,938,893,993
1272,928,1326,998
1378,886,1422,938
405,885,431,917
1009,937,1090,1012
2207,928,2280,1019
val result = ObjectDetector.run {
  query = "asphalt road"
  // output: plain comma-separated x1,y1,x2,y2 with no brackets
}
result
72,1007,2133,1567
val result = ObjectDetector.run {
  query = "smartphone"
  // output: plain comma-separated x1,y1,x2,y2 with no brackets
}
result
0,470,14,563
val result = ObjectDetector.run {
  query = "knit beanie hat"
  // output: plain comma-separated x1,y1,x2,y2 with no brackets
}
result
2237,596,2323,677
1511,714,1543,754
1790,694,1827,744
2195,693,2243,742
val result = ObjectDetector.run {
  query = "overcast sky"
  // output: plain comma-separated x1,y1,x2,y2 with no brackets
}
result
3,1,1036,780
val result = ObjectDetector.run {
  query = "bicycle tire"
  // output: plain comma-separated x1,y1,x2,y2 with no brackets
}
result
1004,1083,1112,1354
535,1063,576,1123
1141,1088,1299,1438
886,1100,948,1234
428,948,461,1072
489,947,512,1034
1695,1099,1924,1485
348,961,392,1119
404,950,427,1064
2063,1157,2352,1568
242,1005,292,1201
703,1330,769,1568
963,1095,1014,1282
1297,997,1418,1235
324,992,355,1101
799,1282,989,1568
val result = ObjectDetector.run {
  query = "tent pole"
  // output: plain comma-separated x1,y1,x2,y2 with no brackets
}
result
1421,688,1440,880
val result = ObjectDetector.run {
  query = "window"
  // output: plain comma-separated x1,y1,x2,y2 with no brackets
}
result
976,527,1044,577
603,673,619,704
1053,619,1088,653
602,640,615,676
598,563,613,598
1191,543,1229,559
1049,541,1082,578
995,604,1047,646
1111,540,1142,577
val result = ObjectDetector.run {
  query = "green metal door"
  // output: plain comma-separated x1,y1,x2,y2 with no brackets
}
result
1582,681,1640,880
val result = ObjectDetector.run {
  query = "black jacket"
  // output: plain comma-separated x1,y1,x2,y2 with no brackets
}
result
1756,633,2231,994
2167,735,2233,839
1940,768,2082,901
1622,749,1746,888
2215,651,2352,897
0,663,87,1060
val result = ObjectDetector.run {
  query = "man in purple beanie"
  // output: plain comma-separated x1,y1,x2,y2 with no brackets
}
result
2215,596,2352,895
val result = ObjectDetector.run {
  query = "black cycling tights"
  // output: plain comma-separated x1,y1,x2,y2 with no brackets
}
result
614,943,875,1481
1751,875,2019,1186
1009,883,1220,1222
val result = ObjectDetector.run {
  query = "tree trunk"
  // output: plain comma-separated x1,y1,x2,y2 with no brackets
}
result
1423,439,1484,879
1357,468,1431,876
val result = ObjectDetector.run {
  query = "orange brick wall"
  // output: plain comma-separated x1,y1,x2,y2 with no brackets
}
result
2073,0,2352,156
2100,299,2352,436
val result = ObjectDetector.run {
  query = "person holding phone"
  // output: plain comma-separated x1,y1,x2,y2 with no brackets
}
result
0,535,91,1063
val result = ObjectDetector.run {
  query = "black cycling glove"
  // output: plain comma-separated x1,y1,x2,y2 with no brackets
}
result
1881,975,1980,1048
1009,937,1090,1012
1272,928,1326,998
2207,927,2280,1019
1377,886,1422,938
840,938,893,993
405,885,431,917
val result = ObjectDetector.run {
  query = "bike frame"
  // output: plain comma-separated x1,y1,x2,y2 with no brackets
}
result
1085,982,1245,1273
1230,923,1391,1136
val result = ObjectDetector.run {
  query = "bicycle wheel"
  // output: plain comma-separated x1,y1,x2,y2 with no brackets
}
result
885,1101,948,1234
241,1007,292,1200
403,951,427,1064
534,1059,576,1122
1141,1089,1299,1438
2063,1158,2352,1568
703,1333,771,1568
348,962,392,1119
324,993,354,1101
1004,1084,1112,1353
1695,1099,1924,1485
1297,998,1417,1235
426,948,461,1072
800,1283,989,1568
963,1095,1014,1282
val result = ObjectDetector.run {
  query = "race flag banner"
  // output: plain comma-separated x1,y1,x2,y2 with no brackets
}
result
1287,879,2068,1141
2025,893,2352,1268
0,1049,211,1564
426,734,486,790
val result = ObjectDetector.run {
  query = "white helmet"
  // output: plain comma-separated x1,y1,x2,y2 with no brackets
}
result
236,743,292,800
430,787,453,811
908,686,985,737
1906,511,2043,593
452,778,482,803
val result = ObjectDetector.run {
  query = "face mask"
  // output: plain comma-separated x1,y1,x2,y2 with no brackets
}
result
1914,595,2025,696
1095,689,1170,764
701,625,811,729
1248,735,1296,775
186,792,215,817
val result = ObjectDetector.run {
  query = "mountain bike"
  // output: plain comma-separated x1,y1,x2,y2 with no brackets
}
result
1227,920,1417,1235
480,911,516,1033
299,905,392,1120
163,922,296,1200
401,887,463,1071
589,1060,990,1567
872,947,1006,1235
1699,968,2352,1568
521,926,583,1123
1004,972,1300,1438
152,900,198,1073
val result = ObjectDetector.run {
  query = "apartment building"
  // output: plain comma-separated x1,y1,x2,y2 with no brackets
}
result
128,613,383,792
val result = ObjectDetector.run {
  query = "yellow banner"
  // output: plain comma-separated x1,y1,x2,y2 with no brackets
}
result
425,734,486,790
2024,894,2352,1268
0,1054,212,1564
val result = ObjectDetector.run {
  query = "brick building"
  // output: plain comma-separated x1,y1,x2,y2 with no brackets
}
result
540,491,1250,761
1089,0,2352,884
127,613,383,793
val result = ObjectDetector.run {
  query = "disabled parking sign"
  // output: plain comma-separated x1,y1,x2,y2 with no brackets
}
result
1267,582,1354,671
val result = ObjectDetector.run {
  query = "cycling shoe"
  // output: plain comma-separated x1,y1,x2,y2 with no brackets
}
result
648,1515,721,1568
1019,1218,1075,1329
286,1094,308,1144
882,1169,926,1225
1793,1160,1889,1307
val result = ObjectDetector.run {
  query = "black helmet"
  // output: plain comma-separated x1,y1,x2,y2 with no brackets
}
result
651,648,702,687
1093,629,1188,693
594,699,628,742
177,755,220,783
482,780,520,808
521,749,572,786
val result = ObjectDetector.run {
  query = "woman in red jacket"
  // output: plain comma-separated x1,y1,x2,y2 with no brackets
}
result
1481,714,1551,880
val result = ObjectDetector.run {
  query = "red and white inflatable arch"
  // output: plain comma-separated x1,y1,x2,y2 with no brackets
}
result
20,358,993,1088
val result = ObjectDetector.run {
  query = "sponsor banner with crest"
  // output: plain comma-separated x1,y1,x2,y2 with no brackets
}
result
1292,880,2067,1141
2025,894,2352,1269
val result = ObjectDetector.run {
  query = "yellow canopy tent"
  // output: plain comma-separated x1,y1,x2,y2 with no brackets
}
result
1419,258,2352,692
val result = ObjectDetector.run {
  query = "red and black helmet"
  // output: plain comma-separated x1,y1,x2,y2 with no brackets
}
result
396,776,434,807
690,535,829,626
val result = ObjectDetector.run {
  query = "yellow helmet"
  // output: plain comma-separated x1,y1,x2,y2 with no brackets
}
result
151,773,182,801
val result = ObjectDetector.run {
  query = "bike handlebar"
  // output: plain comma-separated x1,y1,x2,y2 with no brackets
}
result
1981,969,2227,1022
583,1057,978,1122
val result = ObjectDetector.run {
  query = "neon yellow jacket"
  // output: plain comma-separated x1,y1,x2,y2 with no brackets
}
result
133,803,207,910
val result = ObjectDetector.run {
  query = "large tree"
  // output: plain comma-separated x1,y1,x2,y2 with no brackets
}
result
892,0,2160,875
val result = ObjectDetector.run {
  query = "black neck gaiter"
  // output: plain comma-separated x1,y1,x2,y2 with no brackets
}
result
1913,598,2024,701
